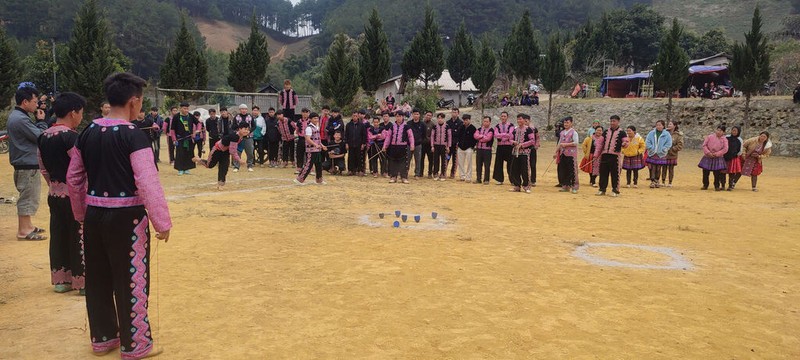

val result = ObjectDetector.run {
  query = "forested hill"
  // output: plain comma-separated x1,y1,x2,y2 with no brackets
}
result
1,0,797,85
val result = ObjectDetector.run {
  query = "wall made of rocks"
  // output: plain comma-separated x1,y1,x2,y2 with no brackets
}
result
462,97,800,156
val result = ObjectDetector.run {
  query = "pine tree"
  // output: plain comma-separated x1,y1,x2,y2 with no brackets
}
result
730,6,770,129
401,6,444,89
320,33,360,109
359,8,390,96
60,0,127,115
228,12,270,92
0,26,20,106
505,11,541,87
447,21,475,107
159,16,208,101
652,19,690,122
471,37,498,114
541,34,567,128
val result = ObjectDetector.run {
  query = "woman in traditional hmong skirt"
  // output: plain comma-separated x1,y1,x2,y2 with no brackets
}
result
698,125,729,191
645,120,673,188
741,131,773,192
621,126,646,188
580,126,603,187
722,126,744,190
662,121,683,187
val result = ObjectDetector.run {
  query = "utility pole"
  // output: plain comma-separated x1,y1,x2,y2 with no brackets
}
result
51,38,57,94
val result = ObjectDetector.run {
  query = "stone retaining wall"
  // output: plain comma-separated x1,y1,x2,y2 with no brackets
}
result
461,97,800,156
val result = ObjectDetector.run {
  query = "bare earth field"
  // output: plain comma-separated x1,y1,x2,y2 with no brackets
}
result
1,141,799,359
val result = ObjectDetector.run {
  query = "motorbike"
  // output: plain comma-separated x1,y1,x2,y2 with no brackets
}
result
437,98,455,109
466,93,477,106
0,131,9,154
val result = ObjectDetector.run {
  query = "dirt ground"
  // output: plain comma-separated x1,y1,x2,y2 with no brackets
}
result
1,141,799,359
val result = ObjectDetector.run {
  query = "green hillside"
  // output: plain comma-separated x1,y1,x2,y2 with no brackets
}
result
653,0,796,40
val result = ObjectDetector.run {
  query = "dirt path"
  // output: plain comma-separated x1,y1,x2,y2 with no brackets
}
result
271,45,288,61
1,141,799,359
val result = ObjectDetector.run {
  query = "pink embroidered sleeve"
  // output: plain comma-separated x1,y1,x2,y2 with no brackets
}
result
229,141,242,163
382,129,392,150
67,148,88,222
407,129,415,148
521,131,537,148
593,136,605,158
38,151,51,185
130,148,172,233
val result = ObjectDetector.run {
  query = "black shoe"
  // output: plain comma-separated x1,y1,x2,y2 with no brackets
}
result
701,186,708,190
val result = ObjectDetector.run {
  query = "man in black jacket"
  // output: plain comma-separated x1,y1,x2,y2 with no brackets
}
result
408,109,426,179
344,111,367,175
445,108,463,179
205,108,223,154
456,115,477,182
264,107,281,167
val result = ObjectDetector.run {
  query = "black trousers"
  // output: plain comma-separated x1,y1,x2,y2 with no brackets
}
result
200,149,231,183
510,154,530,188
283,108,296,122
254,139,265,164
447,145,458,177
626,169,640,185
475,149,493,183
151,138,161,163
281,140,294,162
267,140,280,162
84,206,153,358
347,145,364,173
422,143,433,176
167,138,175,163
529,148,538,183
368,143,384,174
557,154,577,187
493,145,513,183
208,137,219,154
48,195,84,289
298,152,322,182
388,146,409,179
324,157,346,172
433,145,447,176
599,153,620,192
703,169,724,189
295,139,306,168
173,141,196,171
194,139,204,156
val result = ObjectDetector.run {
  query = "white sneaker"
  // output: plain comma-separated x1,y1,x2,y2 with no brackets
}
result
317,180,327,185
293,179,305,186
248,168,254,172
233,168,239,173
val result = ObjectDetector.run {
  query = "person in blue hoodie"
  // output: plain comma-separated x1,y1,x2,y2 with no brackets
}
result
645,120,673,188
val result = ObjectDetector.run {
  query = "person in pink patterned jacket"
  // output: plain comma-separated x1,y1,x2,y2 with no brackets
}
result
509,113,538,193
67,73,171,360
697,125,729,191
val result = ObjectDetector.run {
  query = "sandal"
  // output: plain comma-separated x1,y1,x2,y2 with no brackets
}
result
33,227,46,233
18,231,48,241
0,197,13,204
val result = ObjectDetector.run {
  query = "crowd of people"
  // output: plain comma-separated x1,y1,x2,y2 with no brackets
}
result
2,73,777,359
130,84,773,195
7,73,171,359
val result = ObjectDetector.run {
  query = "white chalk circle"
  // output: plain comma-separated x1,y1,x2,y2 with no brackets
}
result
573,242,693,270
